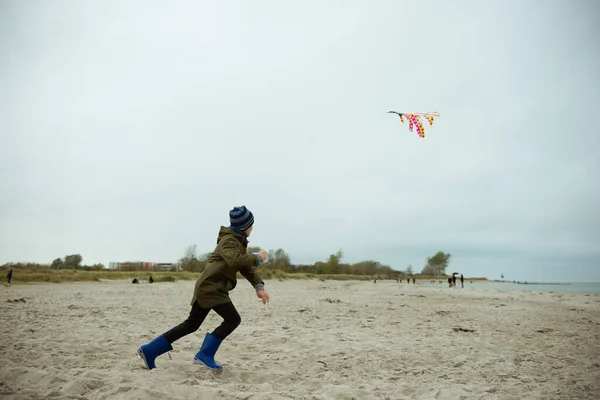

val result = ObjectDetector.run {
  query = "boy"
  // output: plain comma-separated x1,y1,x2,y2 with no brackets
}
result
137,205,269,371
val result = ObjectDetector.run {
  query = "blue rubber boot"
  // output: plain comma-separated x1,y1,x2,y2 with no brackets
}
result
137,334,173,370
194,332,224,370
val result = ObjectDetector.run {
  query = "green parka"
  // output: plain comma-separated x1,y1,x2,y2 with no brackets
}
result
191,226,264,308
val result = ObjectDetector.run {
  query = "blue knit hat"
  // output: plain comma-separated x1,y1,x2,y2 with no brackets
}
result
229,205,254,231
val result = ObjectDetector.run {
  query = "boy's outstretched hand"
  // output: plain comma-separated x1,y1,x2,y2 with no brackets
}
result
256,289,270,304
258,249,268,262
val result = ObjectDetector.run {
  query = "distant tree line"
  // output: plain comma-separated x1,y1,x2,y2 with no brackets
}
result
51,254,105,270
1,248,453,278
177,245,453,277
1,253,105,271
420,251,451,276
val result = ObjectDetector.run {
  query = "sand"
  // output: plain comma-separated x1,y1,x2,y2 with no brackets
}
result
1,279,599,400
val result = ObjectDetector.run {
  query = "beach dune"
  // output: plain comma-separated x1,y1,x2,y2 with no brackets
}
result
1,279,599,399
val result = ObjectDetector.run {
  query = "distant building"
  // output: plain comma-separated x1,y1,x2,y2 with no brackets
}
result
118,262,148,271
107,261,180,272
155,263,178,272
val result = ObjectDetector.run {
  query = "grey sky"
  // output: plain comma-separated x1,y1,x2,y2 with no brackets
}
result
1,0,599,282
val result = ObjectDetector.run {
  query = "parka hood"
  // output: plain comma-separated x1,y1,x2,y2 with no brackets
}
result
217,226,248,245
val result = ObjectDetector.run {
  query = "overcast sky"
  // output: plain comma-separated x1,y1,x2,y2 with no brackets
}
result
1,0,598,282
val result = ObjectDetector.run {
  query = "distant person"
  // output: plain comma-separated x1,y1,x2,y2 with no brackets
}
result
448,277,453,287
452,275,457,288
132,278,139,284
136,205,270,371
7,268,13,285
460,274,464,288
149,275,154,284
407,277,410,284
412,277,416,284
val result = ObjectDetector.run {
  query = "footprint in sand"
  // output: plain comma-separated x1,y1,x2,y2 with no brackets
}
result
62,377,105,395
224,369,286,385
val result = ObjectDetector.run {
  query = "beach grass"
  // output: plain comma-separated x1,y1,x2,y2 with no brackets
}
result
0,265,488,284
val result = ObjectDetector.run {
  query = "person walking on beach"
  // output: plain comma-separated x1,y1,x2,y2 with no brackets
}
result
452,274,457,288
6,268,13,285
460,274,464,288
137,205,270,371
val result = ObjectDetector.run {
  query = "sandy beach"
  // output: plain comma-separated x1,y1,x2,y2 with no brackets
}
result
1,279,599,400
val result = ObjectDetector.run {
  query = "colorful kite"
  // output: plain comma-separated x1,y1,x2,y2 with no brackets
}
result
387,111,440,138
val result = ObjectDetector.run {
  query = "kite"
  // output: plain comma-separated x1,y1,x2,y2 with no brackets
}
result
387,111,440,138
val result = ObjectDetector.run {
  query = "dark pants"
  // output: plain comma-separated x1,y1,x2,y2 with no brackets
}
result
163,300,241,344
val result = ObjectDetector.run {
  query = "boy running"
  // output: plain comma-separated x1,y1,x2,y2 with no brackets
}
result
137,205,269,371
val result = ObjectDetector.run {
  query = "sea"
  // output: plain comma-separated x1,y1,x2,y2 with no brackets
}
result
425,281,600,295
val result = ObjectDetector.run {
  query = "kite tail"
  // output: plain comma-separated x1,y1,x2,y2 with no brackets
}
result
407,114,415,132
416,118,425,138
